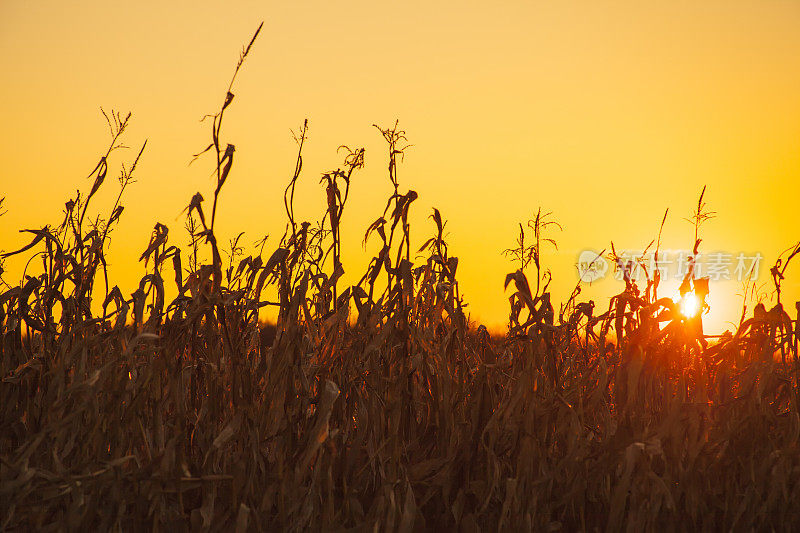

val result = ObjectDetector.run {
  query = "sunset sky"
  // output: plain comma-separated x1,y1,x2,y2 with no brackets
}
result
1,1,798,332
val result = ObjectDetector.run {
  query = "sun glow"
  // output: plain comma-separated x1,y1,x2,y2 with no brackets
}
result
680,293,700,318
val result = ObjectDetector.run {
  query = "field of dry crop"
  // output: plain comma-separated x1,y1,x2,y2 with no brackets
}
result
2,26,800,532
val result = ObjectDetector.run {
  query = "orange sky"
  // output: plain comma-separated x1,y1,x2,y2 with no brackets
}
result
1,1,798,332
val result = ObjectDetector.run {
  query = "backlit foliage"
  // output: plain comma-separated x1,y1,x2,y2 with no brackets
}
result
2,25,800,531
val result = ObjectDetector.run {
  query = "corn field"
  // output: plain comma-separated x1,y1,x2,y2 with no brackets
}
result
2,26,800,531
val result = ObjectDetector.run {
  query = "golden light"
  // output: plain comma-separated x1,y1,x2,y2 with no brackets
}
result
680,293,700,318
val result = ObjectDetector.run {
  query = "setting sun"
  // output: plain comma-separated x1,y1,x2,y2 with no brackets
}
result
680,293,701,319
